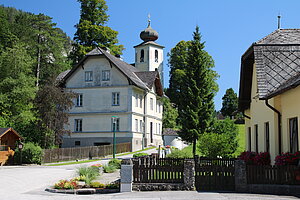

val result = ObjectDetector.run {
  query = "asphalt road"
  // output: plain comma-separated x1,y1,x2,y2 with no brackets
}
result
0,148,298,200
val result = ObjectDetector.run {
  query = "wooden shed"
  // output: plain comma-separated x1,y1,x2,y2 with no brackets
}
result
0,128,23,165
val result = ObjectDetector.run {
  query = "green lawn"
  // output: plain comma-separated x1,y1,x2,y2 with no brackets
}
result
233,124,245,157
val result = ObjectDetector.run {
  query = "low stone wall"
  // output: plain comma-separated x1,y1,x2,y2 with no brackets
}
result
133,183,194,191
247,184,300,197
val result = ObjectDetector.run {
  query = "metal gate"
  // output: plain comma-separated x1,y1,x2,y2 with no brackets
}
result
195,158,235,191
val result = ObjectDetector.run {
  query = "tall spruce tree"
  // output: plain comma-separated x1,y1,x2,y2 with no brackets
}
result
71,0,124,63
220,88,238,119
175,26,218,156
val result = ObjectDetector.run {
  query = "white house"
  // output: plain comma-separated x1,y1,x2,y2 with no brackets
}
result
59,22,164,151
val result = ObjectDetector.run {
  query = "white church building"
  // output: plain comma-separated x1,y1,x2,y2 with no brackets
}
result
59,21,164,151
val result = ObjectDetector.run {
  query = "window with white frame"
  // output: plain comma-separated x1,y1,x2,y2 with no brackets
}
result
75,119,82,132
102,70,110,81
112,92,120,106
139,95,142,108
135,94,139,107
158,102,161,113
85,71,93,81
135,119,138,132
140,120,143,132
76,94,83,107
111,117,120,131
150,98,153,110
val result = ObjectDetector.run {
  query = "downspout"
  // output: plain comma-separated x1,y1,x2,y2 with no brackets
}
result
265,99,282,155
242,111,251,119
142,90,149,149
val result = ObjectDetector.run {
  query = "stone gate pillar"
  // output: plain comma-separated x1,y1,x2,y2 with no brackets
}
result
235,160,248,192
120,159,133,192
183,159,195,190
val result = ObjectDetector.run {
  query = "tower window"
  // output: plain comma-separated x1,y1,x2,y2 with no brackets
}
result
155,50,158,62
140,49,144,62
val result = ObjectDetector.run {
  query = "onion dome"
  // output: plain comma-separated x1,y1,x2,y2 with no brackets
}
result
140,20,158,42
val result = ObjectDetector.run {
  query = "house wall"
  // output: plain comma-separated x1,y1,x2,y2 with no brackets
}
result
278,85,300,153
245,63,278,162
63,55,163,151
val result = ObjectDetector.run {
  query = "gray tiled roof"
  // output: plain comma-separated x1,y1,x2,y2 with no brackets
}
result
134,71,158,89
0,128,9,137
163,128,179,136
239,29,300,110
134,41,164,48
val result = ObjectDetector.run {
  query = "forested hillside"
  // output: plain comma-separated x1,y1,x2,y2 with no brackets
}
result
0,6,74,148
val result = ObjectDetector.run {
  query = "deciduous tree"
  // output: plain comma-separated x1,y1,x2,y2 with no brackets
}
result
220,88,238,118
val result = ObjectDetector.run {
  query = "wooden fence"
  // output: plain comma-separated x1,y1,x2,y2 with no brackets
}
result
132,157,185,183
247,165,300,185
195,158,236,191
42,142,131,163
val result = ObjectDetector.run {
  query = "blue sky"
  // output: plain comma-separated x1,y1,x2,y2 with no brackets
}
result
2,0,300,110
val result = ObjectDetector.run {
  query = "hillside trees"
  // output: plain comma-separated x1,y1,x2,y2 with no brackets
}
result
168,26,218,156
70,0,124,63
0,6,73,148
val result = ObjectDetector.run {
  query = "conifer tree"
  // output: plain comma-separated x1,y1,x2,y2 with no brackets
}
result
71,0,123,63
220,88,238,118
176,26,218,156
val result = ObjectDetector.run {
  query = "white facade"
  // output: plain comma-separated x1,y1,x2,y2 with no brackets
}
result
61,49,164,151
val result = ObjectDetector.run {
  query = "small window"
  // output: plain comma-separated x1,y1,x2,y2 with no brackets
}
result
140,49,144,62
135,94,139,107
75,119,82,132
139,95,143,108
75,141,81,146
289,117,299,153
265,122,270,153
155,50,158,62
112,92,120,106
150,98,153,110
140,120,143,132
112,118,120,131
76,94,83,107
135,119,138,132
248,127,251,151
255,124,258,153
85,71,93,82
102,70,110,81
158,123,161,135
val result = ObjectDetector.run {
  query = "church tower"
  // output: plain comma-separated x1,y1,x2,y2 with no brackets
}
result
134,18,164,87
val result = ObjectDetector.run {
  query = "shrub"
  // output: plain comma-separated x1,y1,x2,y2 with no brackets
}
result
14,142,43,164
103,164,117,173
90,181,105,188
133,153,148,158
198,119,238,158
77,166,99,185
239,151,270,165
275,152,300,165
254,152,270,165
166,148,193,158
54,180,78,189
105,182,119,189
108,158,121,169
239,151,257,165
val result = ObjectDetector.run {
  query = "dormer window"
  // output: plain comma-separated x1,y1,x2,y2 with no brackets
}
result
85,71,93,82
140,49,144,62
155,50,158,62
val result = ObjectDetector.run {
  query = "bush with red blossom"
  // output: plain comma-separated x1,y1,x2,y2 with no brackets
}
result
239,151,271,165
275,152,300,166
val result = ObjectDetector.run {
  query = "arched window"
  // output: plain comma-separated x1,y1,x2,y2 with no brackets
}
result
140,49,144,62
155,50,158,62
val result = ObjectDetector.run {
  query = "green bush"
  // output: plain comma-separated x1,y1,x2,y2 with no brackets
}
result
103,164,117,173
77,166,100,186
14,142,43,164
133,153,148,158
166,147,193,158
90,181,105,188
108,158,121,169
198,118,238,158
